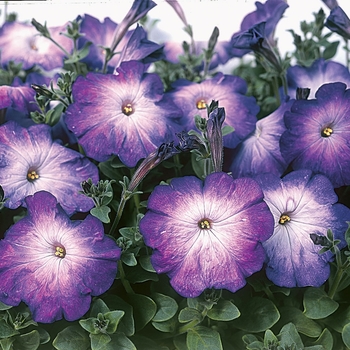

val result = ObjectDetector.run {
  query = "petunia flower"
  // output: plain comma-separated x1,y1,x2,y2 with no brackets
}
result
227,98,294,178
0,21,72,71
0,191,121,323
322,0,339,10
255,170,350,287
168,73,259,149
0,121,98,215
139,172,274,298
325,6,350,40
113,24,164,70
280,82,350,188
286,58,350,99
109,0,157,55
65,60,183,167
228,0,289,58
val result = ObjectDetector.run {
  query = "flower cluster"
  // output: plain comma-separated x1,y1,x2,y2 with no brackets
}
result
1,0,350,348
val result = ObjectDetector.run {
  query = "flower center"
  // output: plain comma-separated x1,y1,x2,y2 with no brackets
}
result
198,219,211,229
27,170,39,181
321,126,333,137
196,99,207,110
122,103,134,116
54,246,66,259
30,40,38,51
279,214,291,225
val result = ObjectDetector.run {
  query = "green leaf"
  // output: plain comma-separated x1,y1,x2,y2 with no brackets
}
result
99,332,136,350
90,299,110,317
127,294,157,331
173,334,188,350
0,337,15,350
207,299,240,321
342,322,350,348
90,205,111,224
279,306,322,337
124,264,158,283
279,322,304,350
12,330,40,350
152,315,177,333
105,310,125,334
53,325,90,350
303,287,339,319
90,333,111,350
152,292,178,322
231,297,280,332
263,329,278,348
221,125,235,136
187,326,223,350
102,295,135,337
178,307,203,323
121,252,138,267
307,328,333,350
79,318,100,335
322,41,340,60
0,301,12,311
0,319,19,338
37,327,50,345
139,255,156,272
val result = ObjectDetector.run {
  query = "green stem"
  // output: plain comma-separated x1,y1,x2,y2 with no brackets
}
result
108,194,127,237
173,154,182,178
328,266,345,299
118,261,134,294
272,76,281,107
345,39,350,71
177,319,201,335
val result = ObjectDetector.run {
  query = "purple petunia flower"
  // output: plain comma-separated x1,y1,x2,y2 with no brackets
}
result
139,172,274,298
0,21,72,71
280,82,350,188
322,0,339,10
286,59,350,99
255,170,350,287
168,73,259,148
227,98,294,178
65,60,183,167
0,191,121,323
77,14,123,71
228,0,289,57
325,6,350,40
0,121,98,215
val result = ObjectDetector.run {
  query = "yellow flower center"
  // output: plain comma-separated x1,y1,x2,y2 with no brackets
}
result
55,246,66,258
198,219,211,229
279,214,291,225
196,99,207,110
122,103,134,116
27,170,39,181
321,126,333,137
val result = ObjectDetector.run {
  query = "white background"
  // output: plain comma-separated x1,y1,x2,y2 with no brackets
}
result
1,0,350,66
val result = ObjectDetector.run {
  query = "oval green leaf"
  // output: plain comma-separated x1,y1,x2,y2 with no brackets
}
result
187,326,223,350
152,292,178,322
207,299,240,321
303,287,339,319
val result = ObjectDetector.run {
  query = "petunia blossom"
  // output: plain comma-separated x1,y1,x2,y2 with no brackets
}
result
227,98,294,178
255,170,350,287
139,172,274,298
280,82,350,188
65,60,183,167
0,21,72,71
0,191,121,323
228,0,289,58
0,121,98,215
286,58,350,99
168,73,259,149
325,6,350,40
